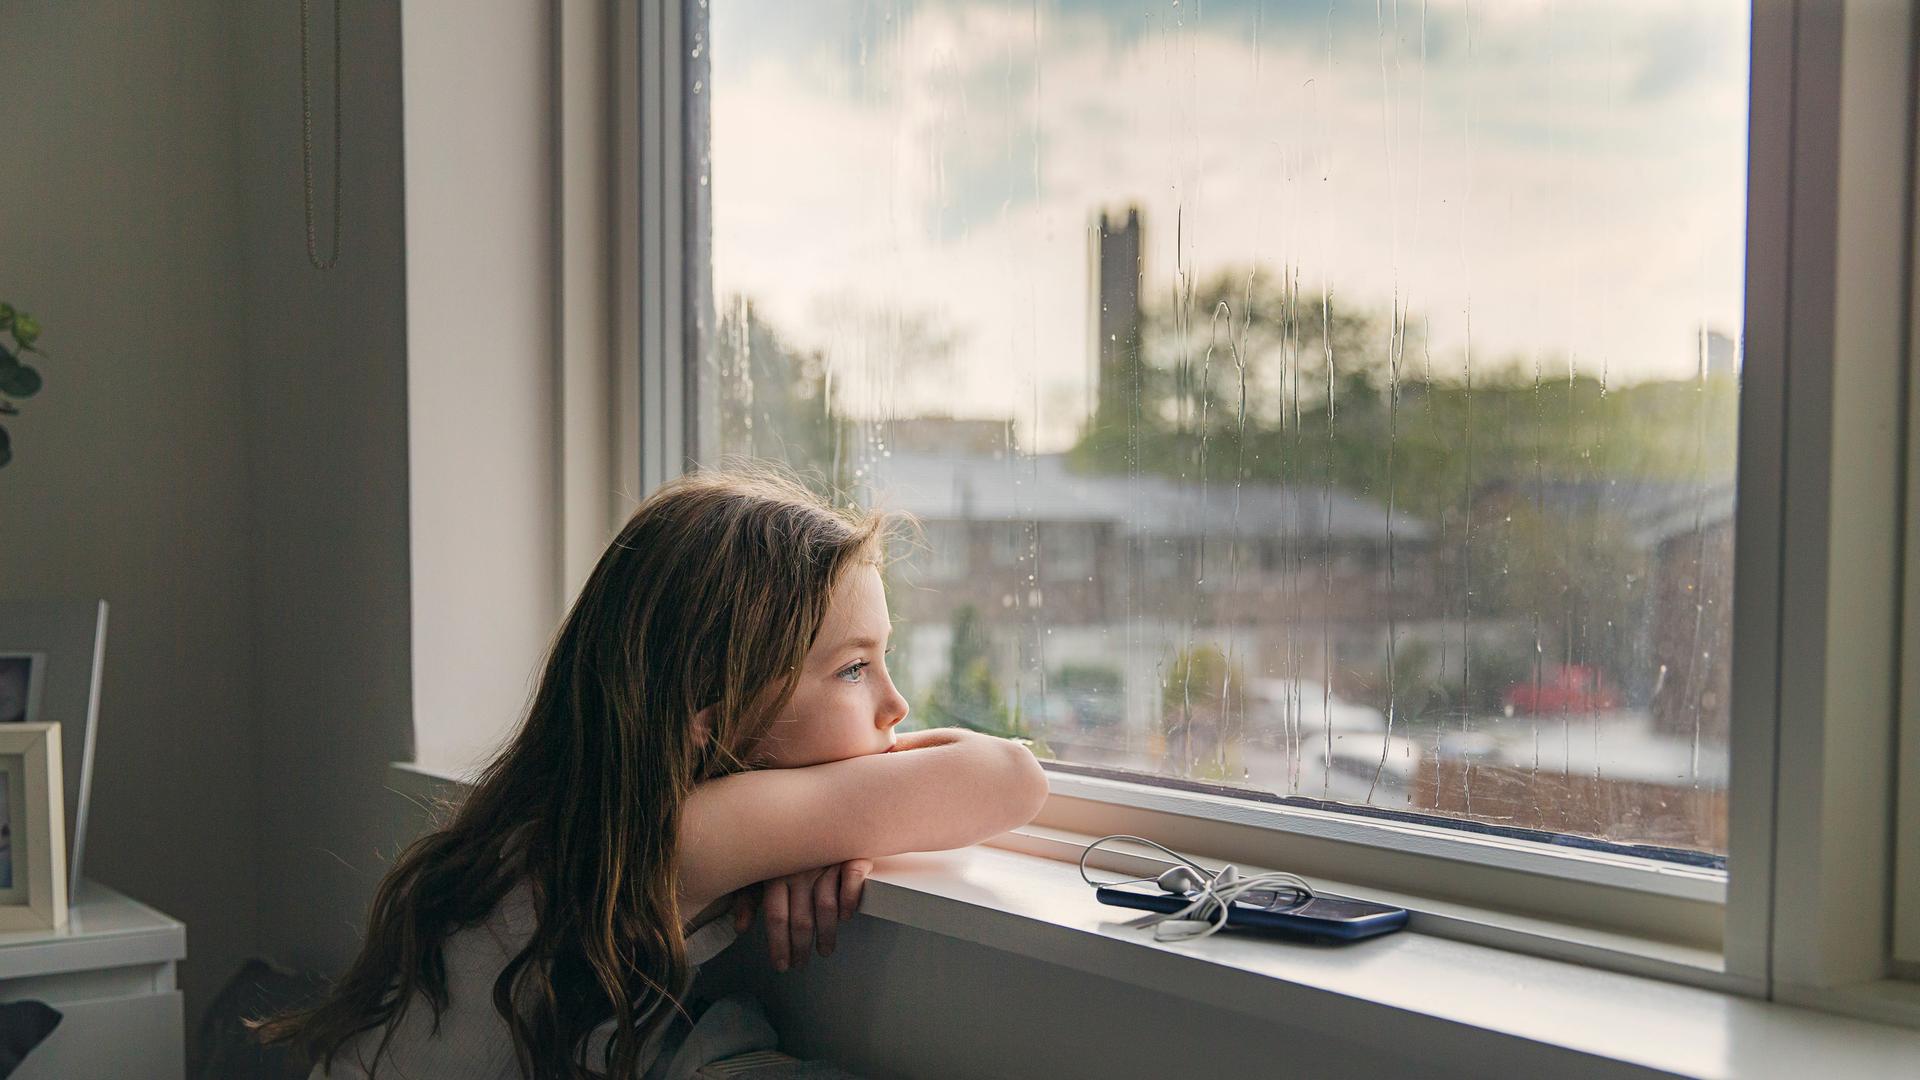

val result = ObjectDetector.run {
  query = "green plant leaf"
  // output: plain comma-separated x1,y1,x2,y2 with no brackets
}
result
9,313,39,349
0,304,13,330
0,362,40,398
0,425,11,468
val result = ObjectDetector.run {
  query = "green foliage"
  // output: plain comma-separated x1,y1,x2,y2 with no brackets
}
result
1070,266,1739,525
1068,264,1737,668
0,301,49,469
1055,663,1124,727
1464,643,1540,715
918,605,1024,738
708,298,851,496
1466,498,1647,687
1161,643,1241,720
1341,635,1451,721
1160,643,1245,773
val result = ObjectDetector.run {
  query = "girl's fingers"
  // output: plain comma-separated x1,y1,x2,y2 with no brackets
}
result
812,864,841,957
754,863,865,971
762,878,790,972
838,859,872,922
786,871,818,969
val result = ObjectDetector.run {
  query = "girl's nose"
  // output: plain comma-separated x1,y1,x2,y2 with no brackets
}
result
878,679,909,730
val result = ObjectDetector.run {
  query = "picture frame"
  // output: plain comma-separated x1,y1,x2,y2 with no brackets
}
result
0,723,67,931
0,653,46,725
0,601,105,899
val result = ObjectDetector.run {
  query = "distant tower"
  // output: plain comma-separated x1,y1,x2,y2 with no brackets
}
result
1089,207,1143,435
1699,328,1738,377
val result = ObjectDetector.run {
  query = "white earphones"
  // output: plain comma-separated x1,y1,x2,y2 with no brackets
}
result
1153,863,1210,894
1080,834,1314,942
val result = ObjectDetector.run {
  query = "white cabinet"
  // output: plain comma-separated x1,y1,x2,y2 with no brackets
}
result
0,882,186,1080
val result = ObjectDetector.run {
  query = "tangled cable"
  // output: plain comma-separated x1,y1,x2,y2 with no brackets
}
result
1077,834,1317,942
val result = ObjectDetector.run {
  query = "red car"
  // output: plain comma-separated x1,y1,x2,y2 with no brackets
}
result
1502,664,1620,715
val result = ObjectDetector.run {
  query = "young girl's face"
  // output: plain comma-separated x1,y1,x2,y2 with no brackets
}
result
753,564,909,769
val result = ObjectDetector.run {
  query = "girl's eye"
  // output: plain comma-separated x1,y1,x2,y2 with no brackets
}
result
836,660,869,683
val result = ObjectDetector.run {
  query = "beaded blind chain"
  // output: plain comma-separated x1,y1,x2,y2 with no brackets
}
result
300,0,343,271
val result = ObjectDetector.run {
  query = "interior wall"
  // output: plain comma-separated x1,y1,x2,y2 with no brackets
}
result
691,907,1651,1076
6,0,595,1035
0,0,260,1028
400,0,561,775
232,0,563,983
233,1,415,979
235,0,563,985
698,920,1654,1080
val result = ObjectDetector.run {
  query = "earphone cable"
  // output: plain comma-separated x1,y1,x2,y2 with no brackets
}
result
1076,833,1220,890
1080,833,1317,943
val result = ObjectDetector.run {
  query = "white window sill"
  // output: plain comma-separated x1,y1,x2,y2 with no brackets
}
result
388,761,1920,1075
860,839,1920,1079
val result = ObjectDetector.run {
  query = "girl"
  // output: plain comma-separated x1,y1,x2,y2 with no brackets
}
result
260,468,1051,1079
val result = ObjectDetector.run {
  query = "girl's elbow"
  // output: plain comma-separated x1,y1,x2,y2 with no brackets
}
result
1000,739,1050,826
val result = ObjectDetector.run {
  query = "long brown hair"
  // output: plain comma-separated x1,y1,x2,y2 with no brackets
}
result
257,467,895,1078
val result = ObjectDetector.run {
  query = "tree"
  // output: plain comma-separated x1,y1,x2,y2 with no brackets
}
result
1056,663,1124,728
707,297,849,494
1071,263,1738,522
1159,643,1245,779
918,606,1022,738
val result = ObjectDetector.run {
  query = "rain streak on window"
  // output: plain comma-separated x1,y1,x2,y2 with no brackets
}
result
691,0,1747,858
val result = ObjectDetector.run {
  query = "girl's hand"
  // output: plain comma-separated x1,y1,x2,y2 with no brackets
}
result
730,858,873,971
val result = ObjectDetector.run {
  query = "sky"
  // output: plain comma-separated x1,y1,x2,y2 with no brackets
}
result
704,0,1751,450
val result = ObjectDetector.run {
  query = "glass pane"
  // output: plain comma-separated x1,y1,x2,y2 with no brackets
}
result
692,0,1746,859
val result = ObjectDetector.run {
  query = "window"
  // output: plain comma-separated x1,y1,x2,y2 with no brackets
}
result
1038,522,1097,582
624,0,1919,1013
987,521,1031,571
1899,168,1920,978
903,519,971,584
687,0,1747,859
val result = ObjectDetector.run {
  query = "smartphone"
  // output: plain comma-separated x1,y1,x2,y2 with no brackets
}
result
1094,884,1409,942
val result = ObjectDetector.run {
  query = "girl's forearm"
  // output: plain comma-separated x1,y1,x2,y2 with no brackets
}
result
887,726,969,751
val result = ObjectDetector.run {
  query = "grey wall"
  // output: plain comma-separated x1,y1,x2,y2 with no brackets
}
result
0,0,261,1025
233,2,414,978
696,917,1654,1080
1,0,416,1029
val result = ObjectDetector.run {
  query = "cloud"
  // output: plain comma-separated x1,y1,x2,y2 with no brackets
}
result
707,0,1751,448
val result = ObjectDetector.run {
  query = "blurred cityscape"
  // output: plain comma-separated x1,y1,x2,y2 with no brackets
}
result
697,204,1736,856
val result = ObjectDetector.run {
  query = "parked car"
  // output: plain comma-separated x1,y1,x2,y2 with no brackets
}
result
1293,732,1423,807
1501,663,1620,716
1245,678,1387,739
1241,679,1421,806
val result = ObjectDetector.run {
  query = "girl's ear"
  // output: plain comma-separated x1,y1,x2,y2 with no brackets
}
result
692,705,715,748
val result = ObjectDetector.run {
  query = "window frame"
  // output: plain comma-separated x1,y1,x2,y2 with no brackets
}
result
1896,10,1920,979
621,0,1919,1018
1749,0,1914,1016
